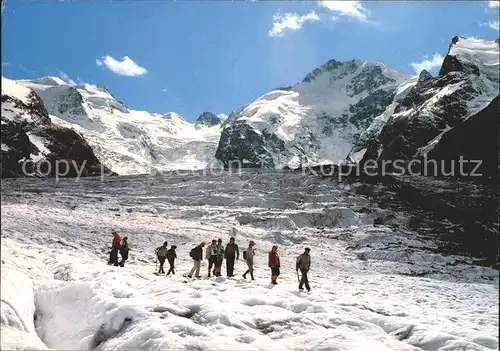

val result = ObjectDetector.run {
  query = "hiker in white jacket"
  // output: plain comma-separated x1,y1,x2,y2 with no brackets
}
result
242,240,256,280
205,239,217,277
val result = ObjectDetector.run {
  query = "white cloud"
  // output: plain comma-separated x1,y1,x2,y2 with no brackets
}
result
488,1,499,8
95,56,148,77
269,11,320,37
318,1,369,21
217,113,228,121
488,21,500,30
58,72,76,85
411,54,445,74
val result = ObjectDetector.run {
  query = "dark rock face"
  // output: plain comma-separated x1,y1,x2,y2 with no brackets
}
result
2,92,51,125
41,126,115,177
53,85,87,116
374,176,499,268
354,37,498,172
302,59,358,83
345,89,396,130
372,71,476,163
1,87,115,178
289,160,498,268
426,96,499,181
438,36,482,77
195,112,222,127
0,122,39,178
214,121,286,168
345,65,396,97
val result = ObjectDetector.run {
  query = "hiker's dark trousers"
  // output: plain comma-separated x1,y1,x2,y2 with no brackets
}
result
208,256,217,275
109,246,119,266
226,255,235,277
167,259,175,275
299,268,310,290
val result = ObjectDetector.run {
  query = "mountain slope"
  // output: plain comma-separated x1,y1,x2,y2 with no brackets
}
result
14,78,223,175
356,36,499,165
426,95,499,181
215,59,410,169
1,78,113,178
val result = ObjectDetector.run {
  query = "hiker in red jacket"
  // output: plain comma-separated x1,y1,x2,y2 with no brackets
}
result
268,245,280,285
108,231,121,266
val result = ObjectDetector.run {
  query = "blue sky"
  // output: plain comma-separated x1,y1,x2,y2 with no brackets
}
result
2,0,499,122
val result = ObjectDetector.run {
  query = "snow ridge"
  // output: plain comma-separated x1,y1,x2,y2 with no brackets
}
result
216,59,409,168
10,77,223,175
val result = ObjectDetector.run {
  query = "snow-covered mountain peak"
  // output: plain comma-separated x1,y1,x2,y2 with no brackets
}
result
156,112,190,124
1,77,52,127
25,76,69,87
18,78,130,118
417,69,433,83
1,77,32,103
349,36,499,165
293,58,407,107
215,57,410,168
300,58,402,89
1,76,112,177
439,36,499,82
301,59,359,83
195,111,222,127
2,76,223,175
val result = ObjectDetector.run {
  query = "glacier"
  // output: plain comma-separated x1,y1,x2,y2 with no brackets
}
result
1,171,498,350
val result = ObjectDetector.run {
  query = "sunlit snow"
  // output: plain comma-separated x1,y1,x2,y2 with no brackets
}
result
1,171,498,350
229,60,410,168
13,77,222,175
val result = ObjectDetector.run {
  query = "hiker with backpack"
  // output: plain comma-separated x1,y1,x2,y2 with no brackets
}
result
224,237,239,277
206,239,217,277
118,236,129,267
242,240,256,280
214,238,225,277
108,230,121,266
188,242,205,278
296,247,311,292
268,245,280,285
166,245,177,275
155,241,168,274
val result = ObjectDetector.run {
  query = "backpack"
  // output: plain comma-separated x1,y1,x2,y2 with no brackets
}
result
190,248,196,259
243,250,247,260
156,246,168,257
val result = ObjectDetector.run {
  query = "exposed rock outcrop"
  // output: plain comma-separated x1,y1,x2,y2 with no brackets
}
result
1,78,115,178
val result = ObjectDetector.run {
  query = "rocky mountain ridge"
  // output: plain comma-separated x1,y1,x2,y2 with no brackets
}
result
1,78,222,176
215,59,409,169
351,36,499,167
1,78,114,178
1,36,498,180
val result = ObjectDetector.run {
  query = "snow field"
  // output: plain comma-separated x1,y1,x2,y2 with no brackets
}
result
1,173,498,350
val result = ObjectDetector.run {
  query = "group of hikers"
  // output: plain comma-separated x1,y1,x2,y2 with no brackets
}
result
108,231,312,291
